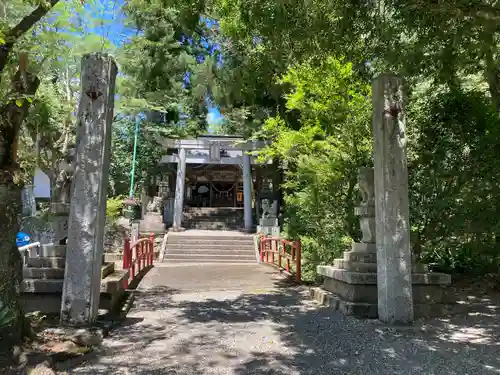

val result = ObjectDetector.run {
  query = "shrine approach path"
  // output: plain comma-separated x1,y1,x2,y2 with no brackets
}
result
66,262,500,375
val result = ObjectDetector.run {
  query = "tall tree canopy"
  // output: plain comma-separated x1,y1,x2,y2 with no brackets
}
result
3,0,500,354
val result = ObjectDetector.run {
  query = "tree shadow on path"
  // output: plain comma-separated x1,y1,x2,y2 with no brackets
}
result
66,277,500,375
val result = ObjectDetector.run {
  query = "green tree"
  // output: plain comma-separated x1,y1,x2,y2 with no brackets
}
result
118,0,217,135
255,57,372,280
407,87,500,274
108,118,165,197
0,0,68,353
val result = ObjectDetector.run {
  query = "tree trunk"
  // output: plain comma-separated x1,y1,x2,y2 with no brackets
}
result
0,183,28,354
484,49,500,112
482,32,500,112
0,70,39,355
0,0,60,357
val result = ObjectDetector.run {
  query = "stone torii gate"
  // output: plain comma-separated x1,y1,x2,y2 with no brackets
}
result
155,136,270,232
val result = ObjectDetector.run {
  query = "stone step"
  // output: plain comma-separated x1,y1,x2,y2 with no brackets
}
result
101,262,115,279
318,265,451,285
343,251,377,263
184,208,244,214
166,250,255,257
22,279,63,293
185,210,243,215
167,240,253,247
184,212,243,216
334,259,429,273
163,254,257,262
101,269,129,294
163,257,257,264
104,253,125,263
184,224,243,230
23,267,65,280
184,224,243,229
167,237,254,244
184,219,243,224
167,243,254,251
40,244,67,258
165,252,255,259
27,257,66,268
333,259,377,273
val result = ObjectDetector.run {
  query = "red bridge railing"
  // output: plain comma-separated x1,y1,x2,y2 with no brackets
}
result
259,235,301,283
123,233,154,288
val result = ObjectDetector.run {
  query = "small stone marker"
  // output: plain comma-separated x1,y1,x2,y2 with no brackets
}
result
60,53,118,325
372,73,414,324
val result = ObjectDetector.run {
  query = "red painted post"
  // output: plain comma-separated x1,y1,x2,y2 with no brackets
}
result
271,239,275,264
284,241,290,273
259,235,265,263
138,242,141,271
266,238,270,263
123,238,130,289
140,242,144,271
149,233,155,266
142,241,145,269
278,240,283,270
131,242,136,281
295,239,301,283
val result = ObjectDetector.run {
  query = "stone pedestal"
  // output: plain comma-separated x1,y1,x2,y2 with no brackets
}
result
140,213,165,235
315,167,453,319
257,217,280,236
316,264,453,318
140,196,166,234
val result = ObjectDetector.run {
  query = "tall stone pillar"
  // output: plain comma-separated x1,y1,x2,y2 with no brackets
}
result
372,73,414,324
60,53,117,325
242,151,253,232
172,147,186,231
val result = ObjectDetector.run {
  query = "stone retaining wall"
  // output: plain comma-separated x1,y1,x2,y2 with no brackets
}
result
21,215,129,253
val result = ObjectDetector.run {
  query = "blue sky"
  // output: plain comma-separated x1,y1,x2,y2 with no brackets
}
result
84,0,223,128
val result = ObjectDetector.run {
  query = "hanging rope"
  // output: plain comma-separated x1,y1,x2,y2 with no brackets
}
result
211,182,238,194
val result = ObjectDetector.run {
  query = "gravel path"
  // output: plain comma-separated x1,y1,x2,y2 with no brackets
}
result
67,264,500,375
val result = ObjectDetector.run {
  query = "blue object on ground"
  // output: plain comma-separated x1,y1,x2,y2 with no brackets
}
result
16,232,31,247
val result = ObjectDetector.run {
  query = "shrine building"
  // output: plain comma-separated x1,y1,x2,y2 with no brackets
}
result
148,135,280,233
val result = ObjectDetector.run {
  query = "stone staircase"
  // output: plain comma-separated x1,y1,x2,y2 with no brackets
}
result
183,207,244,230
21,243,129,315
163,231,257,264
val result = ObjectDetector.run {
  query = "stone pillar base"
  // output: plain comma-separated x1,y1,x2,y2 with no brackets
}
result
314,249,454,319
169,226,186,233
257,225,280,236
140,213,166,234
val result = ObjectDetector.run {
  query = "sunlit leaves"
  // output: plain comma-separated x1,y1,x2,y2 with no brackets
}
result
251,56,371,280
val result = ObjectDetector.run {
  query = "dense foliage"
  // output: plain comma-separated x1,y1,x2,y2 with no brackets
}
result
209,0,500,279
2,2,500,344
254,57,372,280
408,88,500,275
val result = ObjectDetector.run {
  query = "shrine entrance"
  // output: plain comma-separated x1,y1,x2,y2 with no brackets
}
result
185,164,244,208
155,135,273,232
